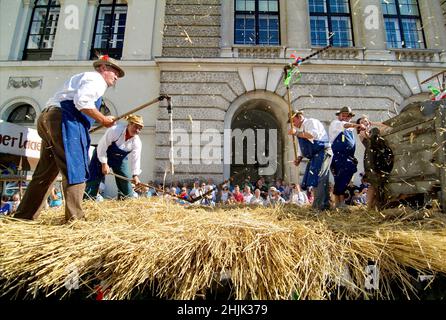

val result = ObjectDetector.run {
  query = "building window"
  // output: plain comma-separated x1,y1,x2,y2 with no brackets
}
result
91,0,127,60
7,104,36,124
381,0,425,49
234,0,280,45
23,0,60,60
309,0,354,47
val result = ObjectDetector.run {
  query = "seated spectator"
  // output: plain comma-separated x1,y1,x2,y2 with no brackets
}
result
307,187,314,205
351,190,366,206
179,187,189,200
232,185,244,203
289,184,309,206
250,189,265,206
10,193,21,213
345,180,359,205
360,188,368,204
243,185,254,203
189,181,202,200
255,179,268,199
1,195,12,215
220,185,232,204
49,187,63,208
266,187,286,206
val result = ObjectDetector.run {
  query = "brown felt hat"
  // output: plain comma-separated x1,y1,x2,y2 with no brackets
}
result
336,106,355,117
93,55,125,78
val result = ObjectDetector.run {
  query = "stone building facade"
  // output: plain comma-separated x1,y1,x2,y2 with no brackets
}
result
1,0,446,194
156,0,446,184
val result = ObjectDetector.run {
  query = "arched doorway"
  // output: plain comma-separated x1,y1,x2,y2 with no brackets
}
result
230,100,282,184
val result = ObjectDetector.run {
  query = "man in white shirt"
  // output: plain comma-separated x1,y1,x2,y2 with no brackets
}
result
14,56,122,222
328,107,365,208
288,111,332,211
85,115,143,200
250,188,265,206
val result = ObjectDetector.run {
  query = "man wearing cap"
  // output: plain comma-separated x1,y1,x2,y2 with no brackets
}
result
288,111,332,211
328,107,366,208
85,115,143,200
14,55,124,221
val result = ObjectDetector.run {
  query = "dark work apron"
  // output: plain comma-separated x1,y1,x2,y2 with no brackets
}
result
330,129,357,195
297,137,327,190
60,98,102,184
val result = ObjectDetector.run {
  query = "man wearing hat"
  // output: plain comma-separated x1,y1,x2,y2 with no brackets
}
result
85,114,143,200
288,111,332,211
328,107,366,208
14,55,124,221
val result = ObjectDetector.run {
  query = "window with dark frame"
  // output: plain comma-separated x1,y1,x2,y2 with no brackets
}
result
7,104,36,124
309,0,354,47
234,0,280,45
381,0,426,49
90,0,127,60
23,0,60,61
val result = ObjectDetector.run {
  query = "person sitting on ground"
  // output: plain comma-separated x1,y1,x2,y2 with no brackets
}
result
351,189,365,206
243,185,254,203
0,195,12,215
232,185,244,203
250,188,265,206
220,185,232,204
266,187,286,206
10,193,21,213
289,184,309,206
49,186,63,208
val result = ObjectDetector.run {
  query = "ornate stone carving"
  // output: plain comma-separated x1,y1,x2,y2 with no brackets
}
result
392,49,440,63
319,47,364,60
234,46,284,58
8,77,42,89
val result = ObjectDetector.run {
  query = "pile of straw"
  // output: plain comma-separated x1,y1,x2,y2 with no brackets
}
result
0,199,445,300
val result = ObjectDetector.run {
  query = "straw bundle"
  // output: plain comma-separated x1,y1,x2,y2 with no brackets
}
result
0,199,445,300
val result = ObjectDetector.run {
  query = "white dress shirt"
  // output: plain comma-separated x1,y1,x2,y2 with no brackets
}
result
301,118,329,142
97,124,142,176
329,119,354,144
297,118,330,156
46,72,107,111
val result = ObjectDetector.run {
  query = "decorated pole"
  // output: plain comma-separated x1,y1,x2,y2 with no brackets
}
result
286,82,299,161
89,95,171,133
167,96,174,175
283,44,332,163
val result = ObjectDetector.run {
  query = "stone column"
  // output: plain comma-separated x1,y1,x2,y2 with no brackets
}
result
0,0,21,60
418,0,446,51
121,0,156,60
285,0,310,57
79,0,99,60
6,0,34,60
51,0,89,60
353,0,393,60
220,0,233,57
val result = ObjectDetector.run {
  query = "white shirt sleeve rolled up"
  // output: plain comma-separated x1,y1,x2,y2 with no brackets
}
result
96,124,142,176
46,72,107,111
